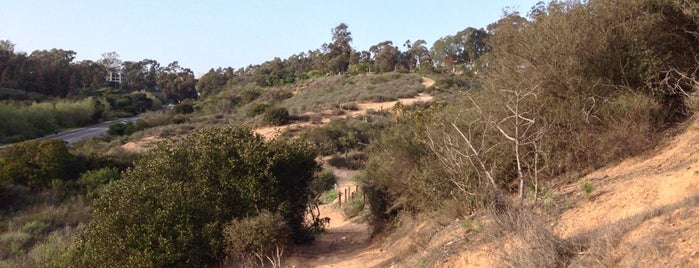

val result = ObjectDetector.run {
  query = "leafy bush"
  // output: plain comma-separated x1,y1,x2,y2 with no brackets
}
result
0,139,80,191
77,167,121,200
322,190,337,204
264,106,290,125
339,102,359,111
171,102,194,114
301,117,388,156
358,0,699,235
342,196,365,219
434,75,472,89
310,168,337,197
327,152,367,170
223,211,290,264
107,120,149,136
246,103,271,117
68,127,318,266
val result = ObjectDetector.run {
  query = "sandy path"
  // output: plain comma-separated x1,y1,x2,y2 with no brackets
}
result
284,168,384,267
254,93,434,140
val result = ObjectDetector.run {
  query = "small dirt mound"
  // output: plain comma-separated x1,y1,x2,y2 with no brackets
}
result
121,136,163,152
422,77,436,88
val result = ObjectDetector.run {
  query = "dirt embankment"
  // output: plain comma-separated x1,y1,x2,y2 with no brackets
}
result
287,117,699,267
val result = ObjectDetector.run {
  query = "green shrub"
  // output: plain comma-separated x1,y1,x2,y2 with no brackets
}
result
327,152,367,170
0,139,80,191
301,117,386,156
246,103,271,117
69,127,319,266
171,102,194,115
310,168,337,197
0,231,33,255
580,181,594,198
322,190,337,204
339,102,359,111
107,120,149,137
171,114,188,124
0,184,30,212
342,197,365,219
223,211,290,264
264,106,290,125
435,75,471,89
78,167,121,200
21,220,51,236
106,122,128,136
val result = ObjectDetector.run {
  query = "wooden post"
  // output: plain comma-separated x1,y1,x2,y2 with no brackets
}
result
338,191,342,207
344,188,348,203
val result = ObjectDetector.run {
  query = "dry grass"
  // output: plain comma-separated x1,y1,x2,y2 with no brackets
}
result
486,193,699,267
280,73,424,113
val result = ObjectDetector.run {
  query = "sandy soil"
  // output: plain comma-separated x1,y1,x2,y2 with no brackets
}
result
421,77,436,88
551,118,699,266
120,136,163,152
254,81,435,140
286,117,699,267
284,167,385,268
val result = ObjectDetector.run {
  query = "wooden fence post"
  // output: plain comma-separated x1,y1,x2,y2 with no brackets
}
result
338,191,342,207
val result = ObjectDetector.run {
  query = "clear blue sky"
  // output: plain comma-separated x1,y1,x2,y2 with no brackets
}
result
1,0,541,75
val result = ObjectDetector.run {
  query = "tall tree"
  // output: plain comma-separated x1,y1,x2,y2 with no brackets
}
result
121,59,160,91
157,61,197,102
98,51,122,73
327,23,353,74
370,41,400,73
430,27,489,73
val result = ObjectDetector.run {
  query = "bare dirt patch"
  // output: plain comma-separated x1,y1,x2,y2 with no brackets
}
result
554,118,699,239
254,93,434,140
421,77,436,88
120,136,163,153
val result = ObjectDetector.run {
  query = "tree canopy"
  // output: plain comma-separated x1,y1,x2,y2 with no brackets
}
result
68,127,319,266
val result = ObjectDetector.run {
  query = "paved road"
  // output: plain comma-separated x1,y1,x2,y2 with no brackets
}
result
0,116,141,149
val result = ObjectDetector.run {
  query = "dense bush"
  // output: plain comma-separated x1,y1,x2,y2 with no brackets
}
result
301,116,390,156
0,98,100,143
223,211,290,265
67,127,319,266
246,103,271,117
327,152,367,170
106,120,148,136
434,75,472,89
485,0,699,173
263,106,290,125
0,92,162,143
170,101,194,114
0,140,81,191
359,0,699,233
77,167,121,200
309,168,337,197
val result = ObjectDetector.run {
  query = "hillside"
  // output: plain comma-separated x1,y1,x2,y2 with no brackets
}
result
282,117,699,267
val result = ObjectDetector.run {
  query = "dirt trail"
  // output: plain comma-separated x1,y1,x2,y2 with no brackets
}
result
254,80,435,140
120,136,163,152
284,168,385,267
421,76,435,88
